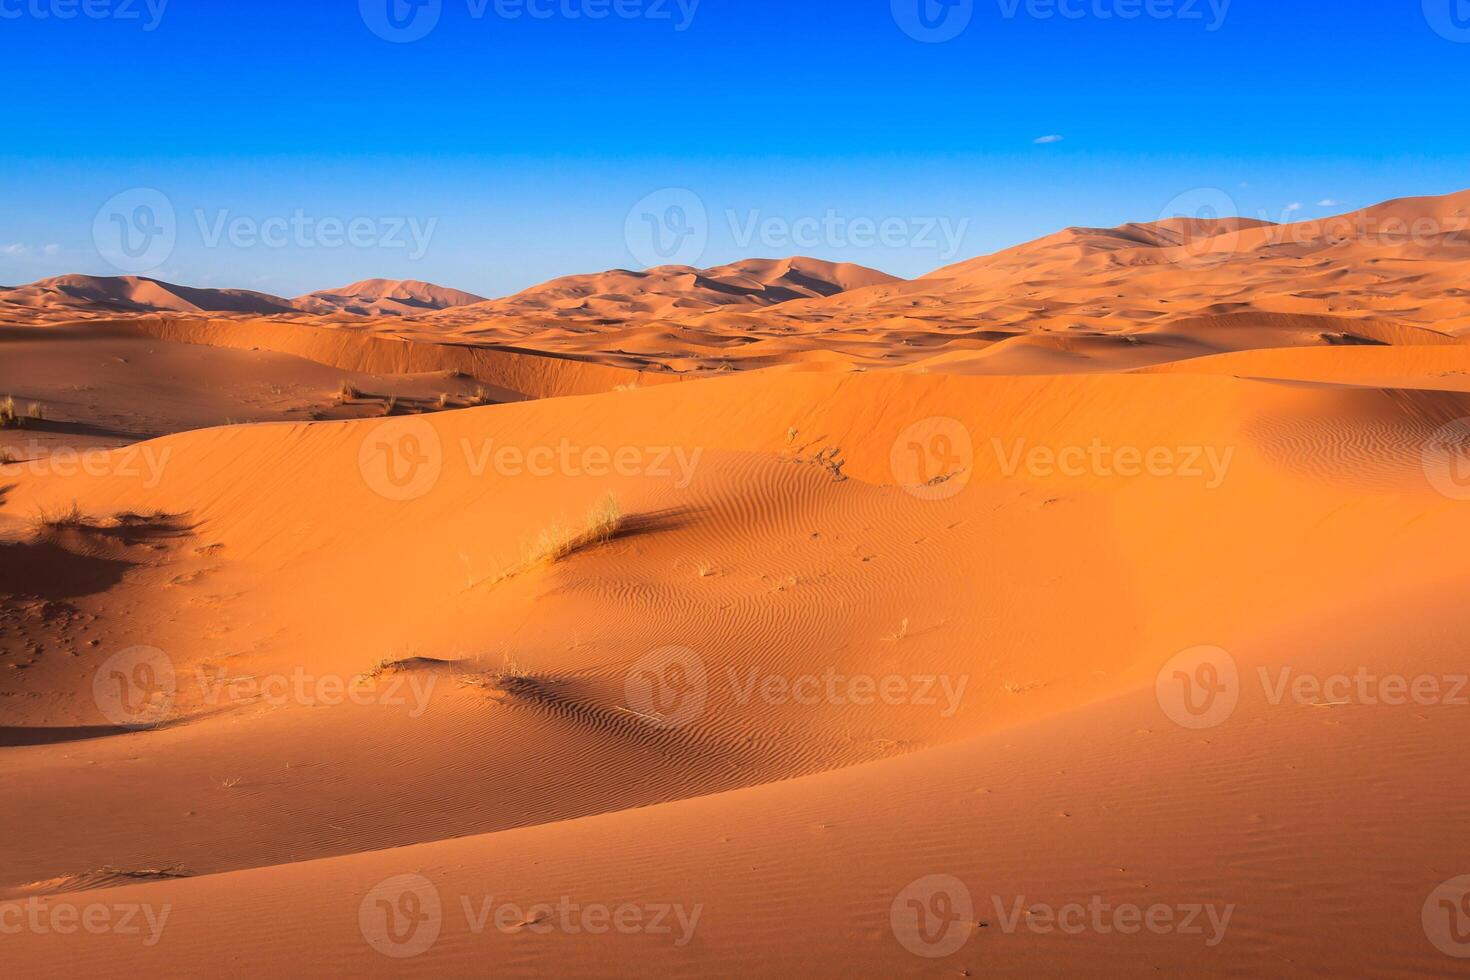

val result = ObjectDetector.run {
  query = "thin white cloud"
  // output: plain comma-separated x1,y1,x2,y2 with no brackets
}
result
1284,202,1303,213
1317,199,1342,207
1033,134,1064,144
1,243,65,257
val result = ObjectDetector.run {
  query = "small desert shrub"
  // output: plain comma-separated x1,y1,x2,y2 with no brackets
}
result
492,653,532,685
461,654,538,699
382,396,399,416
527,494,622,566
337,380,362,403
436,393,452,410
0,396,18,429
26,403,45,422
468,386,493,406
363,658,395,680
31,501,89,533
585,493,622,539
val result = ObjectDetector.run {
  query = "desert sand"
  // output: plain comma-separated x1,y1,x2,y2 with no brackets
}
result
2,193,1470,976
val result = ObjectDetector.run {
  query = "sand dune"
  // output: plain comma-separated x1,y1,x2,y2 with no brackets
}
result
271,193,1470,373
3,190,1470,976
0,275,300,321
7,191,1469,373
295,279,487,317
434,256,901,323
0,276,490,325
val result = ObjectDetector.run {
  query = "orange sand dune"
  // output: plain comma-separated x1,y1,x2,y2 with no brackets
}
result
7,192,1470,379
4,355,1470,974
3,191,1470,977
0,275,300,321
338,191,1470,372
295,279,488,318
0,276,485,325
437,256,900,322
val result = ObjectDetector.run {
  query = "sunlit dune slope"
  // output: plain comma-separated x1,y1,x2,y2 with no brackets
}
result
2,344,1469,974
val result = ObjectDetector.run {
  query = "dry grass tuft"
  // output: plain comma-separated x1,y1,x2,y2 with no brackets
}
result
494,654,532,683
527,494,623,567
459,653,538,699
361,658,396,681
0,396,18,430
480,495,627,588
336,380,362,404
31,501,90,533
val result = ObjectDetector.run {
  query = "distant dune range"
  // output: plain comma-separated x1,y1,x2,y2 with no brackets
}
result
2,192,1470,976
0,257,888,326
4,194,1469,385
0,274,487,320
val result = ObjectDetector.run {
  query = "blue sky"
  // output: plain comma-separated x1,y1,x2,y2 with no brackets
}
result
2,0,1468,297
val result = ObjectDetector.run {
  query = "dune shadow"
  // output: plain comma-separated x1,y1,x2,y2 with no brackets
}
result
16,418,159,442
0,539,134,599
89,511,197,546
0,725,155,748
0,322,141,344
0,512,194,600
616,506,700,542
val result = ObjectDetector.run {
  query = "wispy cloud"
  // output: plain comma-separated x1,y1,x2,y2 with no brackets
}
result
1318,199,1342,207
1033,134,1064,145
1284,202,1303,213
1,243,61,257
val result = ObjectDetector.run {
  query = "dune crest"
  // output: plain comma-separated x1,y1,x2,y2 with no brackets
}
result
295,279,488,317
